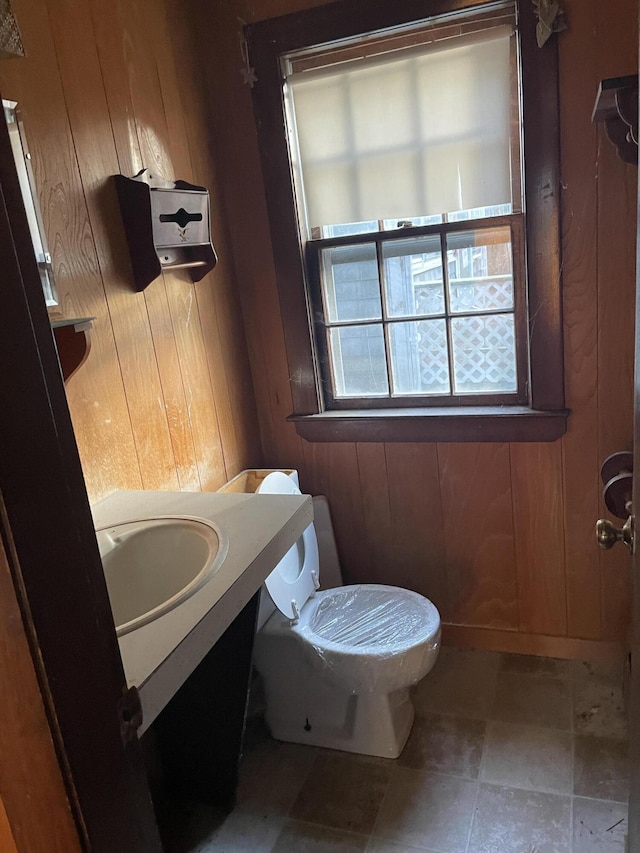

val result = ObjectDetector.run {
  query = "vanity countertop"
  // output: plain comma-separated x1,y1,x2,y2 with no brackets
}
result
92,489,312,734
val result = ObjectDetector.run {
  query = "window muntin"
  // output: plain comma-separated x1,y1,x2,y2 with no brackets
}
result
311,218,525,406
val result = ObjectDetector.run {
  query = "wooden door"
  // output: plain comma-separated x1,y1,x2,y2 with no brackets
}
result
628,63,640,849
0,92,162,851
630,167,640,846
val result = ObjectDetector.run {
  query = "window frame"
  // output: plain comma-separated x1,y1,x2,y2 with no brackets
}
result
245,0,566,442
306,214,529,409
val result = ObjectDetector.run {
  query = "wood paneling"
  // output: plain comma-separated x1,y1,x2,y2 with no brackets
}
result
0,529,81,853
511,443,567,636
0,799,17,853
439,443,518,630
199,0,638,656
385,442,449,616
560,0,601,640
301,441,368,582
0,0,261,504
443,624,624,663
594,0,637,642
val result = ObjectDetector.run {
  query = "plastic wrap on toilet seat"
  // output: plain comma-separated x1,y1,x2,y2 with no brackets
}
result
310,587,436,649
292,585,441,695
257,585,440,695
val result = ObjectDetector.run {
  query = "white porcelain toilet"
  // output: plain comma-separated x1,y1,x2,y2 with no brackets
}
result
253,471,441,759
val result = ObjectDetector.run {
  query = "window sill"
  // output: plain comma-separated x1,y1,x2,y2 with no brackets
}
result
288,406,569,443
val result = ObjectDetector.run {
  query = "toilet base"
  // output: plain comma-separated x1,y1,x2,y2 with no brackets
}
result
263,677,415,759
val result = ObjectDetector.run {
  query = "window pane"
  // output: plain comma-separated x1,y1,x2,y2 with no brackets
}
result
389,319,450,395
329,325,388,397
451,314,516,393
447,227,513,314
321,243,382,322
382,235,444,318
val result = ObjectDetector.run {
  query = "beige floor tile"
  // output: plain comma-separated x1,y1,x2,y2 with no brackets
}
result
290,752,392,835
272,819,369,852
373,767,478,852
573,797,628,851
467,783,571,852
435,646,502,673
574,735,630,802
572,659,626,685
480,722,572,793
491,672,572,730
573,678,628,738
499,653,573,680
367,839,439,852
413,647,499,719
193,806,286,853
236,737,316,814
398,712,485,778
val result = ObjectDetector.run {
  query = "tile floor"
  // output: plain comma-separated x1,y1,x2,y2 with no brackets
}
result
165,648,630,853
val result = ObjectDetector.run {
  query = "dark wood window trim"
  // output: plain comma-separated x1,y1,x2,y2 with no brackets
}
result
246,0,566,443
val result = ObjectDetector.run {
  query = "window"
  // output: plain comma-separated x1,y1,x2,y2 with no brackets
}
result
246,0,566,441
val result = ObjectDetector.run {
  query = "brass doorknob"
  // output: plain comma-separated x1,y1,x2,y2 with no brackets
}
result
595,516,634,552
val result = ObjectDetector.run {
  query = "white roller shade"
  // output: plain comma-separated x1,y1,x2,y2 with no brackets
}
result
287,27,514,230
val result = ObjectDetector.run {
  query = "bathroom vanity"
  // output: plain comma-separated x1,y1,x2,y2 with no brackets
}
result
92,488,312,808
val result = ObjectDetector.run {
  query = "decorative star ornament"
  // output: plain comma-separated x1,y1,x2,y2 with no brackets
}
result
533,0,567,47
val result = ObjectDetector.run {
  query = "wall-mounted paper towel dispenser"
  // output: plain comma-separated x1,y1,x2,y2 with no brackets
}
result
114,169,217,291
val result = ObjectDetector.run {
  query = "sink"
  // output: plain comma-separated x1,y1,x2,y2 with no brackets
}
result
95,516,228,636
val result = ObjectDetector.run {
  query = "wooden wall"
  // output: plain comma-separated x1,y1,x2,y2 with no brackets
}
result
0,520,81,853
196,0,638,657
0,0,262,504
0,0,636,656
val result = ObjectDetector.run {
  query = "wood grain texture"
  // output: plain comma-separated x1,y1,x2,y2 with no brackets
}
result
442,625,623,663
511,443,567,636
0,0,143,500
0,798,17,853
356,443,394,585
46,0,181,492
595,0,637,643
300,442,368,583
0,0,262,503
114,0,228,492
190,0,307,476
163,0,261,475
385,442,449,618
559,0,601,639
0,529,81,853
438,443,518,629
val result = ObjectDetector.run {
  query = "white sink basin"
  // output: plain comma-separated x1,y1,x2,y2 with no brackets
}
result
95,516,228,637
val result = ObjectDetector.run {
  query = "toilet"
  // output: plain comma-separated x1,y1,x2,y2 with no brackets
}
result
253,471,441,759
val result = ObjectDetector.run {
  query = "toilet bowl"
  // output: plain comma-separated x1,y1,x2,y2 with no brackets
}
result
253,471,441,758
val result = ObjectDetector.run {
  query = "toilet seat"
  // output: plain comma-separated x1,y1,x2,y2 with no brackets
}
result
258,471,319,620
261,583,440,695
308,585,440,654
